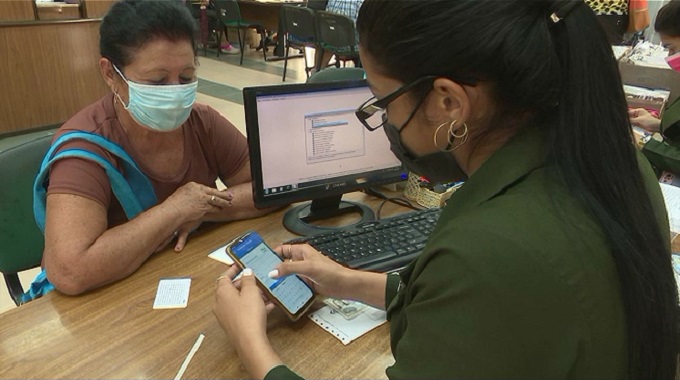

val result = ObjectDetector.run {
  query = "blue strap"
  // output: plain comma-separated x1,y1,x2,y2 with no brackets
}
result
33,131,157,231
26,131,157,302
20,269,54,304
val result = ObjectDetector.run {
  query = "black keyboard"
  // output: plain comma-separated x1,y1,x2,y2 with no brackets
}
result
286,208,442,272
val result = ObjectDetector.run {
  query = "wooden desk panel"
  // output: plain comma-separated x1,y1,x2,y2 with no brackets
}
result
0,0,36,22
36,3,81,21
0,20,109,134
81,0,117,19
0,193,398,378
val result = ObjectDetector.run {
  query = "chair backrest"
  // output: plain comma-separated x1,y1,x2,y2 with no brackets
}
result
0,133,52,275
183,0,200,19
315,11,356,51
307,67,365,83
213,0,241,23
282,5,316,43
306,0,327,11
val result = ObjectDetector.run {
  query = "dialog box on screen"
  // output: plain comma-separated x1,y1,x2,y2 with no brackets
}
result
304,109,365,164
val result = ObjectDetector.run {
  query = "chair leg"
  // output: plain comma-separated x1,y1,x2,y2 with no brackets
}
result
260,29,268,61
315,47,324,73
283,40,290,82
216,29,223,57
237,28,244,65
302,47,311,79
4,273,25,306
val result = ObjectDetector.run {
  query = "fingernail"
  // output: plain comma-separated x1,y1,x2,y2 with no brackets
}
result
243,268,253,276
268,269,279,279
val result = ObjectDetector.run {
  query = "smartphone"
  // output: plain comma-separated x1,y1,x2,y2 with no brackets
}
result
225,231,315,321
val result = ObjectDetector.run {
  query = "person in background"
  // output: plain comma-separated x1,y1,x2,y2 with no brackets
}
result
629,0,680,136
213,0,678,379
585,0,629,44
34,0,273,298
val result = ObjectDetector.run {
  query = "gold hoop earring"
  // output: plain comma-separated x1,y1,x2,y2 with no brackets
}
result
433,120,451,150
434,120,469,152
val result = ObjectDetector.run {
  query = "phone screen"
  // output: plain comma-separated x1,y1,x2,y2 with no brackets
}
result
228,231,314,317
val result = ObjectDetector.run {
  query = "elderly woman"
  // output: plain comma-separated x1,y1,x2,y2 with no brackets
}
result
214,0,678,379
31,0,272,298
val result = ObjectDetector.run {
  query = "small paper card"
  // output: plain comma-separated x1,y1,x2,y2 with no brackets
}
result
207,244,234,265
309,300,387,345
153,277,192,309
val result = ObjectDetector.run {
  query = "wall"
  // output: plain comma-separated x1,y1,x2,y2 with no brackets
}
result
0,20,109,134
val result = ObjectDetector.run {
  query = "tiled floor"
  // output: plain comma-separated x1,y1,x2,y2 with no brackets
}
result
0,45,333,314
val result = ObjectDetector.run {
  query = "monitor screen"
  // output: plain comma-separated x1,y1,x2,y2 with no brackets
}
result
243,80,405,235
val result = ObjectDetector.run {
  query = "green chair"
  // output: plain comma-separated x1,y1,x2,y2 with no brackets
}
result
213,0,266,65
307,67,365,83
281,5,317,82
0,133,52,306
314,11,361,71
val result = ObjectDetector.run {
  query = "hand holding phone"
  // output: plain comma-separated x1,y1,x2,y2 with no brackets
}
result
226,231,315,321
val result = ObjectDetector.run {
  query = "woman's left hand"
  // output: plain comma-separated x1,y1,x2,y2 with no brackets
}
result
213,266,283,378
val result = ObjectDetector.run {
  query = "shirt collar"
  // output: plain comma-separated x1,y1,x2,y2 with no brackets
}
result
444,126,546,216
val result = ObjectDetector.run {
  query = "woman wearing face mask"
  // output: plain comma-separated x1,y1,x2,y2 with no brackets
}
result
213,1,678,379
30,0,274,299
629,0,680,149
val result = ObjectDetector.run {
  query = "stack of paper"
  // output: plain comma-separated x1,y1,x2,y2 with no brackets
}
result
660,183,680,234
624,84,671,117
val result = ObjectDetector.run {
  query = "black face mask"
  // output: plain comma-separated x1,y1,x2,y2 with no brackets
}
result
383,120,468,184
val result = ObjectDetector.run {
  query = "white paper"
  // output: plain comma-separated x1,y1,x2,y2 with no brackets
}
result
660,183,680,234
309,303,387,345
612,45,630,61
174,333,205,380
207,244,234,265
153,277,192,309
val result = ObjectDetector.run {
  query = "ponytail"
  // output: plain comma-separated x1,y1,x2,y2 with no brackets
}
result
548,3,678,379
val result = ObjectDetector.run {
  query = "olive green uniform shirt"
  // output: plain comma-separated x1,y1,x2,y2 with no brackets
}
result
642,97,680,175
266,126,669,379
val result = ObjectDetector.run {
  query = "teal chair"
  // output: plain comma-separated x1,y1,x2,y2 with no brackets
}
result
307,67,365,83
0,133,53,305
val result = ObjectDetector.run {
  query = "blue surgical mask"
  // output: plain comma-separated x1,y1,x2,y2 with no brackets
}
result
113,65,197,132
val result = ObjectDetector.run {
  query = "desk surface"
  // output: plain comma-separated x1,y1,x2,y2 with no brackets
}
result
0,192,398,378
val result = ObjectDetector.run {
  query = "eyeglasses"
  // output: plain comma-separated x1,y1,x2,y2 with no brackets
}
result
355,76,437,131
355,74,479,131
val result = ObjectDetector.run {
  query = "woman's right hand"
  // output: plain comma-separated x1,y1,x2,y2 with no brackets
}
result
272,244,354,300
629,108,662,133
164,182,233,222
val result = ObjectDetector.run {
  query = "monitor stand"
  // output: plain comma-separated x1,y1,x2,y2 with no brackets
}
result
283,194,375,236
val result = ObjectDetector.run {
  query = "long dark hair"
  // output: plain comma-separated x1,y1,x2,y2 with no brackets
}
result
656,0,680,36
100,0,198,69
357,1,678,378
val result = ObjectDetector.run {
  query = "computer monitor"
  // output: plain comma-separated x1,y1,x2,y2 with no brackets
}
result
243,80,406,236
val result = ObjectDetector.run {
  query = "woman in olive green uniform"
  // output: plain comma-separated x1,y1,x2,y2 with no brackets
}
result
631,1,680,174
214,1,679,379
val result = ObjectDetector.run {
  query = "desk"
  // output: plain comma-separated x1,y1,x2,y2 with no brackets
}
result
0,192,396,378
